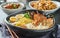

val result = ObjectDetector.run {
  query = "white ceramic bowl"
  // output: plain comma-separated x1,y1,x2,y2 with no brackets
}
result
29,1,60,15
1,2,24,15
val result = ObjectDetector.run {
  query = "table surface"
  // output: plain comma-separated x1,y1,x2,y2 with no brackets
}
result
0,9,7,23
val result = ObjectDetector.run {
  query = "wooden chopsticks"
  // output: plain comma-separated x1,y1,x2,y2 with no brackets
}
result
5,24,19,38
12,30,19,38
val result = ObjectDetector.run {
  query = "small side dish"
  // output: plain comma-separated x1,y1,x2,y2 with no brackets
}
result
3,3,20,9
29,0,60,14
30,0,57,10
1,2,24,15
9,11,53,30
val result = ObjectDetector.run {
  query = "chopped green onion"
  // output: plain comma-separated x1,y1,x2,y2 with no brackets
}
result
24,12,30,18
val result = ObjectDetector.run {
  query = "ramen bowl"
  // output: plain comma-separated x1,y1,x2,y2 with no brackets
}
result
5,9,57,37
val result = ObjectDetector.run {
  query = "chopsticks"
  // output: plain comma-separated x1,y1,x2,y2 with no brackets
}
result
12,30,19,38
5,24,19,38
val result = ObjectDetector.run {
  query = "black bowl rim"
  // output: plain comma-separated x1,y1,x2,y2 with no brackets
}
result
5,9,56,32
